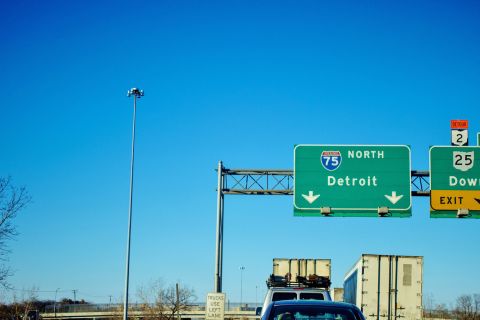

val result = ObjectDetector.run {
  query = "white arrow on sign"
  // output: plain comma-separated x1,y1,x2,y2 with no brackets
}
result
385,191,403,205
302,191,320,204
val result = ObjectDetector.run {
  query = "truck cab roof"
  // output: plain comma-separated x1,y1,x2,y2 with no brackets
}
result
259,287,332,317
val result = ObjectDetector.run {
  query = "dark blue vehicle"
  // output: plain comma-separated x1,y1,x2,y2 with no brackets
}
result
261,300,366,320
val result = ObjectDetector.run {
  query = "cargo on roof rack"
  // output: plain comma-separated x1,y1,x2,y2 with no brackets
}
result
266,273,331,289
271,258,331,286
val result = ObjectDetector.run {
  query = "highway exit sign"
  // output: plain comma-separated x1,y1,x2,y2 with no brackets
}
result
294,145,412,217
430,146,480,218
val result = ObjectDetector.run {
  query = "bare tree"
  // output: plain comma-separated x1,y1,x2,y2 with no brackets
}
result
434,303,451,319
137,279,196,320
454,294,480,320
0,176,32,288
0,286,39,319
423,292,435,318
422,292,453,320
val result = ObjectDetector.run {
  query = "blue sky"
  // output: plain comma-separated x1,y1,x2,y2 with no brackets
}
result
1,0,480,307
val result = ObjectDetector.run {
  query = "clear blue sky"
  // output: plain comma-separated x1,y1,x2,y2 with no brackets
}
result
1,0,480,307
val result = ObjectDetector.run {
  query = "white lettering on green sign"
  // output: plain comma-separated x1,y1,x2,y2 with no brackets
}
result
449,176,479,187
327,175,378,187
347,150,384,159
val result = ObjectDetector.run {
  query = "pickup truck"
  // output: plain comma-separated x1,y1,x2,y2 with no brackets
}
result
257,273,332,317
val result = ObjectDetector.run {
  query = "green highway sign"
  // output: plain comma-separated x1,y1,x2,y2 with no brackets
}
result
430,146,480,218
294,145,412,217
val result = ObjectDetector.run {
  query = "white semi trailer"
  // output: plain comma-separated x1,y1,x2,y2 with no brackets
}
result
343,254,423,320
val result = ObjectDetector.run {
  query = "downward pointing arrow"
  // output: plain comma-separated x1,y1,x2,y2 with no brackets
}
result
302,191,320,204
475,198,480,205
385,191,404,205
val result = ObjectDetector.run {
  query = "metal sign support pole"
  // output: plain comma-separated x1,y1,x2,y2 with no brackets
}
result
214,161,225,292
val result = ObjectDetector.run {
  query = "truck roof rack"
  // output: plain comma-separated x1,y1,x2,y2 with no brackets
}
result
266,274,331,289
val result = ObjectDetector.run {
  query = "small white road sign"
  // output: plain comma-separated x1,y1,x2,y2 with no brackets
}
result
206,293,226,320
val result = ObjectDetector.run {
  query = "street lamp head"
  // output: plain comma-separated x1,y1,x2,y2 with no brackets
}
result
127,88,144,98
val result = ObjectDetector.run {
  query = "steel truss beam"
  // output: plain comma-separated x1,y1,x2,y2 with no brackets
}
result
220,168,430,196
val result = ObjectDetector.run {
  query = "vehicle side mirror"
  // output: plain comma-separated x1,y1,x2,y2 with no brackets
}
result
256,307,262,316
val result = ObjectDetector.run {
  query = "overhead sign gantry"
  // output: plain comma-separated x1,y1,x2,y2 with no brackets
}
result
212,119,476,297
213,162,430,293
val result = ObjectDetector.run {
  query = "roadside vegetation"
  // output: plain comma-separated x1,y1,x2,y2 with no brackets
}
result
424,293,480,320
136,279,197,320
0,291,89,319
0,280,196,319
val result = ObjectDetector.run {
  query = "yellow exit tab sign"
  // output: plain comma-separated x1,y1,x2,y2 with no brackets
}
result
431,190,480,211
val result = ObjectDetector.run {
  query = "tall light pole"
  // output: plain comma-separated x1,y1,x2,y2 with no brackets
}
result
123,87,144,320
239,266,245,310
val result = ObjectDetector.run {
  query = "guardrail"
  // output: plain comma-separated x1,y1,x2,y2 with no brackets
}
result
43,303,258,313
41,309,258,320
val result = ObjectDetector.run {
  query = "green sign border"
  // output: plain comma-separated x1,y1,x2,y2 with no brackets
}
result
430,210,480,219
294,144,412,218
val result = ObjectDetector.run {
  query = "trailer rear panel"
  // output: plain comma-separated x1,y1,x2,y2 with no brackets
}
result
344,254,423,320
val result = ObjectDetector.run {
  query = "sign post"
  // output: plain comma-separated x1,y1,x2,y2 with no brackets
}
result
206,293,226,320
294,145,412,217
430,146,480,218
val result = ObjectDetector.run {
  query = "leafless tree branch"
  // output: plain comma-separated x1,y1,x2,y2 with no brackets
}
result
137,279,196,320
0,176,32,288
454,294,480,320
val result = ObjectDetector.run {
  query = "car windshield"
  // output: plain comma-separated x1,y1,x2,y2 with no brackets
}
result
270,305,357,320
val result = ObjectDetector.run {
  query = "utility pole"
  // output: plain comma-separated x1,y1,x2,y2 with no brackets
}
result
54,288,60,319
72,289,78,312
123,87,144,320
72,289,77,304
